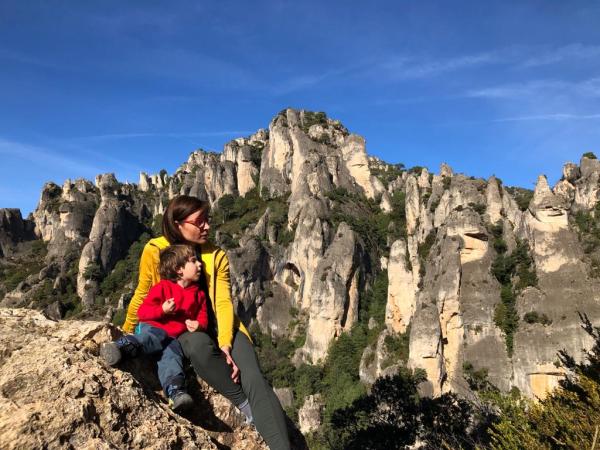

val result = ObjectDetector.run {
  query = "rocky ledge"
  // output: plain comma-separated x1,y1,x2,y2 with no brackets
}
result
0,308,268,450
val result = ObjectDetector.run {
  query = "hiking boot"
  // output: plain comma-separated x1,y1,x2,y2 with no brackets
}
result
100,336,141,366
167,385,193,412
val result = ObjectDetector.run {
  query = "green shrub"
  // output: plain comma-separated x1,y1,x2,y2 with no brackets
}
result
276,226,295,246
359,270,388,327
248,141,264,166
575,210,595,234
493,238,508,254
489,313,600,449
0,240,48,292
583,151,598,159
574,202,600,254
210,188,290,246
327,187,406,256
321,326,368,421
370,163,405,188
505,187,533,212
302,111,328,133
469,202,487,215
417,231,436,261
463,361,492,391
251,326,297,388
523,311,552,325
429,198,440,212
151,214,163,237
44,183,63,213
381,330,410,369
292,363,324,412
407,166,425,176
442,176,452,190
494,285,518,355
111,308,126,326
320,368,484,450
83,263,103,281
490,239,537,356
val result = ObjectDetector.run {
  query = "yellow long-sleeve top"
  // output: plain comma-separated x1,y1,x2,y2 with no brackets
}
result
122,236,250,349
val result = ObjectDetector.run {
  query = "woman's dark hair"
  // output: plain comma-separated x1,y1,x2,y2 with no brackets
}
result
162,195,210,244
159,244,195,281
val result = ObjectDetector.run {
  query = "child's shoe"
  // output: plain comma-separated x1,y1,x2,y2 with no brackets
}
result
100,336,141,366
167,384,194,412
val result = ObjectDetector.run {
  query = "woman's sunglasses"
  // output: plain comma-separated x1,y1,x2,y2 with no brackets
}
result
181,214,211,229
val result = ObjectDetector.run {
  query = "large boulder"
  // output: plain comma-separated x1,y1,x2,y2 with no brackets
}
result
0,308,266,450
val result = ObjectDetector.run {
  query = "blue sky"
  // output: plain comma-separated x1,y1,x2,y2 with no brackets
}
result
1,1,600,215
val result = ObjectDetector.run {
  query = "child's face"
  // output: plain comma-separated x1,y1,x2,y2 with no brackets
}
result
178,256,201,283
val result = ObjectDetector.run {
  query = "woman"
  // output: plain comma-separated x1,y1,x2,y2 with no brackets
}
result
123,195,290,450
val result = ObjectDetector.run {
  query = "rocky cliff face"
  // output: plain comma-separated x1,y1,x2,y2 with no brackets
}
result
398,159,600,399
0,208,36,257
76,174,145,308
0,308,265,450
2,109,600,439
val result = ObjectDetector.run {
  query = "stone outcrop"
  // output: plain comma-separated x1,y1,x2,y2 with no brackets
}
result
298,394,323,435
0,208,35,257
0,308,265,450
359,328,402,385
77,174,144,308
296,222,364,364
485,176,503,225
385,239,416,333
525,175,575,273
177,151,238,205
572,156,600,211
222,130,267,197
33,179,98,249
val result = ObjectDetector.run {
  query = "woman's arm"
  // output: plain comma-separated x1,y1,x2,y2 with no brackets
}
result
211,249,241,382
213,249,235,349
122,244,158,333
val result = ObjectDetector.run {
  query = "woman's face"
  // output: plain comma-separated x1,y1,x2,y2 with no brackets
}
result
177,209,210,244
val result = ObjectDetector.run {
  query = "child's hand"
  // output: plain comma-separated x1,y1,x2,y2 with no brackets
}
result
162,298,176,314
185,319,199,332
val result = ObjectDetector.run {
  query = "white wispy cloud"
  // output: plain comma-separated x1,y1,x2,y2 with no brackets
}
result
466,78,600,99
366,43,600,89
381,52,499,80
71,131,254,141
0,138,104,175
466,80,567,99
270,72,335,95
0,48,63,70
519,43,600,68
490,113,600,123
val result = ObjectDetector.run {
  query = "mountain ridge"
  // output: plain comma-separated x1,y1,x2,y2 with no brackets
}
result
1,107,600,444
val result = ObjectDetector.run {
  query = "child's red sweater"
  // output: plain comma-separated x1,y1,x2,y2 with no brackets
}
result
137,279,208,338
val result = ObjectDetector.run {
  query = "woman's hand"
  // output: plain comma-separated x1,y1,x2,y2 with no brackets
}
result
220,346,240,384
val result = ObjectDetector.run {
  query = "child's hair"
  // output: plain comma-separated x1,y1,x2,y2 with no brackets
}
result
159,244,196,281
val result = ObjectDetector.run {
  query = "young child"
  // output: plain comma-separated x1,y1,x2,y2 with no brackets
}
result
101,244,208,412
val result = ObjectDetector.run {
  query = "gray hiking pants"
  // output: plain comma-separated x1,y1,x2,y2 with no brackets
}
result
179,331,290,450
